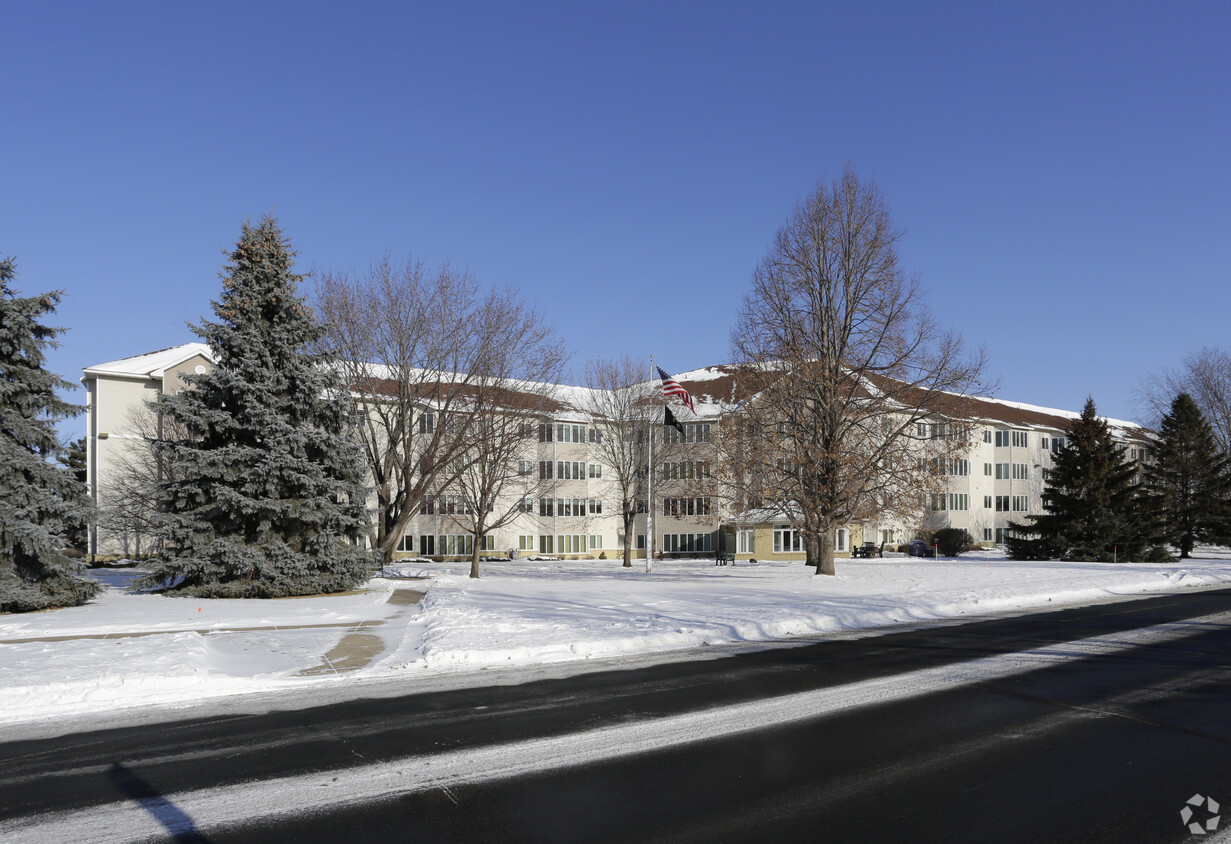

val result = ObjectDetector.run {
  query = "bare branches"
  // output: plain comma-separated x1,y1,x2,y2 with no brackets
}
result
313,258,567,571
584,356,654,568
1136,346,1231,455
728,168,990,574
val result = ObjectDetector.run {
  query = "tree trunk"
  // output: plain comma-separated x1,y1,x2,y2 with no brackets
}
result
622,514,633,567
814,521,836,576
803,532,819,570
470,543,481,579
816,540,836,575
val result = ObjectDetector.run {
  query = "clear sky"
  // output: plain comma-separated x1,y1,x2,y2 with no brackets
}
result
6,1,1228,434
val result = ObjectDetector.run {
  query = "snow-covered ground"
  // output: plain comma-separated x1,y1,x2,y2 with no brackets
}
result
3,550,1231,731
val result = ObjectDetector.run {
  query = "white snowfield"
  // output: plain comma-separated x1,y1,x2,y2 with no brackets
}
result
2,551,1231,731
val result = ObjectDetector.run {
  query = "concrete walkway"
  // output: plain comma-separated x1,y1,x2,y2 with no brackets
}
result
1,587,427,676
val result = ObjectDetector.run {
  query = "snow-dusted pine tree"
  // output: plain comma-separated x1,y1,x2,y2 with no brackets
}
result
1144,393,1231,558
142,218,375,597
0,256,100,613
1008,398,1166,562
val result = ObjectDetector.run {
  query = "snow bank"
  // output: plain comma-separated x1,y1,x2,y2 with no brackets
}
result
3,552,1231,727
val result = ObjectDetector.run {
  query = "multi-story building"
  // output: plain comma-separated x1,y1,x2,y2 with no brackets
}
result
82,345,1153,561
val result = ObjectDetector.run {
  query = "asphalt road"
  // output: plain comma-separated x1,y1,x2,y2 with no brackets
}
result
4,588,1231,843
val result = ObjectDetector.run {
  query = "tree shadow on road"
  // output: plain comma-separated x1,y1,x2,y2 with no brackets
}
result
108,762,210,843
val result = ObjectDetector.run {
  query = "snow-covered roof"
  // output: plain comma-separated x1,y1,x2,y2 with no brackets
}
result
83,343,215,381
82,345,1151,442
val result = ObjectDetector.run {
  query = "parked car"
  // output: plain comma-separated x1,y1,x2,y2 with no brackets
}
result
908,539,930,557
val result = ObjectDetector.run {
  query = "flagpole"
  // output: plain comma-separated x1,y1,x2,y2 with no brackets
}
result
647,354,654,574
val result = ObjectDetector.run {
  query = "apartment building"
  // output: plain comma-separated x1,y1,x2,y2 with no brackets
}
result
82,345,1153,561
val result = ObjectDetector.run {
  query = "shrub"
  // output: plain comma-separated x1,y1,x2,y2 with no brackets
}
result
933,528,973,557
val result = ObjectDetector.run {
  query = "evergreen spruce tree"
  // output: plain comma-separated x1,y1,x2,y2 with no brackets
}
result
0,256,100,612
141,218,375,597
1008,398,1166,562
1144,393,1231,558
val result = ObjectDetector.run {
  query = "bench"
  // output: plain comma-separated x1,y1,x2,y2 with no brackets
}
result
851,542,883,559
715,550,736,566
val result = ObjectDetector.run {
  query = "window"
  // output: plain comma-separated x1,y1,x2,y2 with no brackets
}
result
588,427,603,444
1041,436,1050,450
984,463,993,476
774,524,801,553
419,535,434,555
949,494,970,511
1012,495,1029,512
738,527,756,553
539,498,554,516
995,528,1009,544
539,535,554,554
917,422,929,438
557,461,585,480
983,528,993,541
662,533,713,554
983,430,993,444
931,493,947,511
519,535,534,550
539,423,553,442
590,499,602,515
995,430,1008,447
1012,431,1029,448
518,460,533,476
1012,463,1028,480
397,535,414,552
995,495,1009,512
834,528,848,552
557,534,587,554
995,463,1009,479
590,535,601,549
636,534,645,549
1052,437,1066,453
664,497,710,517
418,413,435,434
556,498,586,517
519,497,534,514
436,535,475,557
589,463,602,479
880,529,894,545
539,461,553,480
984,495,993,509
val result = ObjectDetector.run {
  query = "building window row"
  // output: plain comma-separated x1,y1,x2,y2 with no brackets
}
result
537,534,601,554
994,462,1029,480
663,422,711,444
537,497,603,517
413,534,496,556
931,493,970,511
662,460,711,480
537,423,604,443
662,533,713,553
664,497,711,517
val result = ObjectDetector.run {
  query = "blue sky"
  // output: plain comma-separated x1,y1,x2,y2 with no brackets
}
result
6,1,1229,433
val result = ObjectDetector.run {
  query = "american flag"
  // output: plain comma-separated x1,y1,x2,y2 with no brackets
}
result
657,366,694,413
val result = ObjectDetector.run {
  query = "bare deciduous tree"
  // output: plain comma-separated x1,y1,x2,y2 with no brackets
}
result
313,258,567,573
584,357,655,568
1136,346,1231,456
96,404,190,557
728,167,990,575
